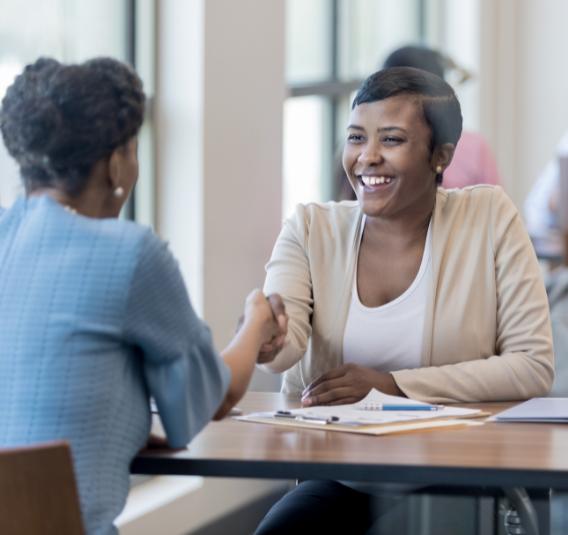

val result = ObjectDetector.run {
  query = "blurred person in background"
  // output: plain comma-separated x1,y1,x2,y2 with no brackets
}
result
0,57,287,535
337,45,502,201
527,129,568,397
523,128,568,238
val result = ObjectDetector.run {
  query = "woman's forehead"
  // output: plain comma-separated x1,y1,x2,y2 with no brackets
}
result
349,96,426,130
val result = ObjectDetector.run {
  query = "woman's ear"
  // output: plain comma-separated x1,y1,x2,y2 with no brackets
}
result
107,146,125,191
434,143,456,173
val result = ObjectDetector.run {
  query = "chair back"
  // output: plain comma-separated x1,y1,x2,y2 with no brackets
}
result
0,441,84,535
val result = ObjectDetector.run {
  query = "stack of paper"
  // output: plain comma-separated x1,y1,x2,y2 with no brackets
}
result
493,398,568,422
237,389,485,436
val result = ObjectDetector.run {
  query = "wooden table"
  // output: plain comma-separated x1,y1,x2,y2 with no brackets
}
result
132,393,568,491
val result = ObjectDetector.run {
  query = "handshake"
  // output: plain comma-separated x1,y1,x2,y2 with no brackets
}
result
237,291,289,364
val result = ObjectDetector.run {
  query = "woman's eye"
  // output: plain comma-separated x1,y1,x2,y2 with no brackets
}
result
348,134,364,142
383,136,402,143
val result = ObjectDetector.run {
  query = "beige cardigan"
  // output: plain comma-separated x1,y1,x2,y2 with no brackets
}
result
261,186,554,403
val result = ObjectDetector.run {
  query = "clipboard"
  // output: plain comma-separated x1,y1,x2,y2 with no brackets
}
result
236,411,489,436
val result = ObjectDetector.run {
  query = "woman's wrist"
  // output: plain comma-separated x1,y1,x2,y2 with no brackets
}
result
366,369,406,397
239,313,268,351
242,311,266,331
387,373,406,397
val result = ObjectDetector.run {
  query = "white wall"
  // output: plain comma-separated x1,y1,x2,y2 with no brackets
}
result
152,2,287,533
442,0,480,132
478,0,568,212
516,0,568,209
156,0,285,394
430,0,568,215
155,0,287,526
202,0,286,373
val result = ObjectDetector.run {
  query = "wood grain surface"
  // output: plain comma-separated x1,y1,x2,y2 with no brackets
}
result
132,393,568,489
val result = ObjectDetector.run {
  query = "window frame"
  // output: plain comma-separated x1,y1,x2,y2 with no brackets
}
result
123,0,156,225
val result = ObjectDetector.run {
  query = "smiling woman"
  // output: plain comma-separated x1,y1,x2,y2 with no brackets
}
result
254,67,554,535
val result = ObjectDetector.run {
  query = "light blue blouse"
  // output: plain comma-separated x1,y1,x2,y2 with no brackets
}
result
0,195,231,535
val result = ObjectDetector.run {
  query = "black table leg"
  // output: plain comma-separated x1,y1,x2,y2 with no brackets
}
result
527,488,551,535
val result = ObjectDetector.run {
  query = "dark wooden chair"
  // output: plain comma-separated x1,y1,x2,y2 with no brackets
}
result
0,441,85,534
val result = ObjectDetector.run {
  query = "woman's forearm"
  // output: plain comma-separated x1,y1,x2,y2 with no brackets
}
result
257,339,303,374
214,317,265,419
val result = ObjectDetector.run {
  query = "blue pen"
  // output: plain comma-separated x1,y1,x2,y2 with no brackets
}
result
359,403,444,411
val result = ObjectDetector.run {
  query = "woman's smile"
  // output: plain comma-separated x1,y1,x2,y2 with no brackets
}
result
358,175,396,189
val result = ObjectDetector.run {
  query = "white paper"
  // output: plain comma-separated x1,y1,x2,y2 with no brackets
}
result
353,389,432,407
249,389,480,426
486,397,568,422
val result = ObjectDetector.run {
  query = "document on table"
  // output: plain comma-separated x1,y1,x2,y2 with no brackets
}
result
491,398,568,422
240,388,481,428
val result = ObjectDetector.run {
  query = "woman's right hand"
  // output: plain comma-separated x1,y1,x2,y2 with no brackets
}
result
243,289,277,343
240,292,289,363
216,292,288,420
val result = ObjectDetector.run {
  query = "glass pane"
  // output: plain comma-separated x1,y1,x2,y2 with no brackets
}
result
333,92,360,201
286,0,333,84
336,92,358,149
135,0,155,97
135,119,155,228
0,0,127,72
0,0,129,209
0,140,21,208
283,96,332,219
338,0,421,81
131,0,156,227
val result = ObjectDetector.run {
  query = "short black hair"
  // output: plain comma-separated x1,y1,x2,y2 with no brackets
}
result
352,67,462,185
0,57,145,195
383,46,446,79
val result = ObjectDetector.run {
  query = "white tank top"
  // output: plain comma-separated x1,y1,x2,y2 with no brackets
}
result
343,217,432,372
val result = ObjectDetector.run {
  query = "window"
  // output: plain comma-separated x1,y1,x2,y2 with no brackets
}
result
129,0,156,228
0,0,155,227
283,0,439,218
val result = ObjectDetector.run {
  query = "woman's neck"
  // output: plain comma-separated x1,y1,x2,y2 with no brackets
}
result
363,188,436,244
28,188,103,218
27,169,119,219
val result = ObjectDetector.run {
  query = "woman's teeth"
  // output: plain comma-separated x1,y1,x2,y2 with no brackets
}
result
361,176,392,186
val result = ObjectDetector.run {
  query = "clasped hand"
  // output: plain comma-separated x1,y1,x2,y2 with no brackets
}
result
237,293,289,364
301,363,405,407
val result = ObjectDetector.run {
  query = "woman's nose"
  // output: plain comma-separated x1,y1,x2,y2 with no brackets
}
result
358,142,383,165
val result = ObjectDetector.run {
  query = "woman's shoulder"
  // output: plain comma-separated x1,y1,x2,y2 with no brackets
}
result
437,185,521,248
27,194,160,268
439,184,515,215
95,215,153,244
94,219,170,275
285,200,361,236
439,183,500,197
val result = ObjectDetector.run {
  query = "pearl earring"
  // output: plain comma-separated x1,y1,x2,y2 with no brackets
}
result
114,186,124,198
436,166,442,174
